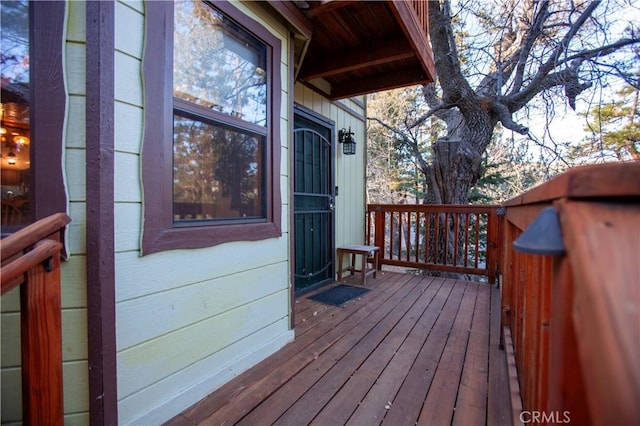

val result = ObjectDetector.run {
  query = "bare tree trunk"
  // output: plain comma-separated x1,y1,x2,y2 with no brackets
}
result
426,130,489,205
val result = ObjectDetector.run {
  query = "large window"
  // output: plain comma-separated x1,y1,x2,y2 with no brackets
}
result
142,0,282,254
0,1,66,233
1,1,30,227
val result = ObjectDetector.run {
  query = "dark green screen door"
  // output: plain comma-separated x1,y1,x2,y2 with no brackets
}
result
294,112,334,293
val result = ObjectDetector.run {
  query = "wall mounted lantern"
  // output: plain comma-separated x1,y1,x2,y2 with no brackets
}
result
339,127,356,155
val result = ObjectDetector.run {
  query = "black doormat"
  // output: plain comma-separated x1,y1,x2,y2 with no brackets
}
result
308,284,370,307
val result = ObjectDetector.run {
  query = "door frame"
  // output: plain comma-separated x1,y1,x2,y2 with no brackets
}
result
290,104,336,299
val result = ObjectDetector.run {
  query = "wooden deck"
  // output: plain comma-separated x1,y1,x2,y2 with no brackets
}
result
167,271,511,426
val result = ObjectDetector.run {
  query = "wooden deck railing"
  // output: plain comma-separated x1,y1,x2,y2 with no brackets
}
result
1,213,71,426
366,204,501,283
409,0,428,34
501,162,640,425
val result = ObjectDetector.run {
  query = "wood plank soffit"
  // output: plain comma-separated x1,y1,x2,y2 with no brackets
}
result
330,66,429,100
299,37,414,80
306,0,357,18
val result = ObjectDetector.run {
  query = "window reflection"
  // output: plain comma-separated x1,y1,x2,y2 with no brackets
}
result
1,0,30,226
173,113,264,221
173,0,267,126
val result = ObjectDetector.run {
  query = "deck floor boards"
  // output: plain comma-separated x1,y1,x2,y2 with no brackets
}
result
167,271,511,426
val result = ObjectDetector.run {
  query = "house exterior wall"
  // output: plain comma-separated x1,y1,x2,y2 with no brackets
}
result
0,2,368,425
114,2,294,424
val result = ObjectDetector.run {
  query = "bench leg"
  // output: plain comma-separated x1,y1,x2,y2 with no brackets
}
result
337,250,344,281
373,251,378,278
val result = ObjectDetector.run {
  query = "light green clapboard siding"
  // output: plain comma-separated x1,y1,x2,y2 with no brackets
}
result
1,360,89,424
1,309,88,367
0,1,91,424
114,151,141,203
114,101,143,154
117,288,290,399
115,1,144,58
66,95,87,149
119,318,293,424
0,256,86,313
114,235,290,302
113,2,294,424
114,202,142,253
116,261,290,351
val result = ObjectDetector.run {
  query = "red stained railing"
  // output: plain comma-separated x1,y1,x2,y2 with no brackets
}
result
1,213,70,426
501,162,640,425
366,204,501,283
409,0,429,33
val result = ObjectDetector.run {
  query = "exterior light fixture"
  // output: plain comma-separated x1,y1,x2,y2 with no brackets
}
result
339,127,356,155
8,157,16,165
513,206,565,256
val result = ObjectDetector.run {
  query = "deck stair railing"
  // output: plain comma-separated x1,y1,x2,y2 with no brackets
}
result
1,212,71,426
366,204,501,283
501,162,640,425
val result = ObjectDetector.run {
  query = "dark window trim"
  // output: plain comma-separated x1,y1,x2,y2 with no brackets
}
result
142,1,282,255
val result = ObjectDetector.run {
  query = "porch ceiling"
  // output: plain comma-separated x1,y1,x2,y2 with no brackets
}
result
295,0,436,99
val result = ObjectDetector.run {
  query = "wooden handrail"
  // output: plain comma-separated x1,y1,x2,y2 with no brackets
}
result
1,239,62,295
367,204,501,282
0,213,70,426
1,212,70,261
501,162,640,425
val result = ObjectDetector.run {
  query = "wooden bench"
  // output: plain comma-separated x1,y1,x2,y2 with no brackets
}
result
337,245,380,286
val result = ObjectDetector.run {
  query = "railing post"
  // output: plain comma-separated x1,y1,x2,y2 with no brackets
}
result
20,252,64,426
486,207,501,284
373,207,385,270
1,213,69,426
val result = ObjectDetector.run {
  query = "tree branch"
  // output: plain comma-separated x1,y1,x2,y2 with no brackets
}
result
509,1,601,108
429,0,477,105
407,102,457,131
511,0,550,94
559,38,640,66
491,100,529,134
